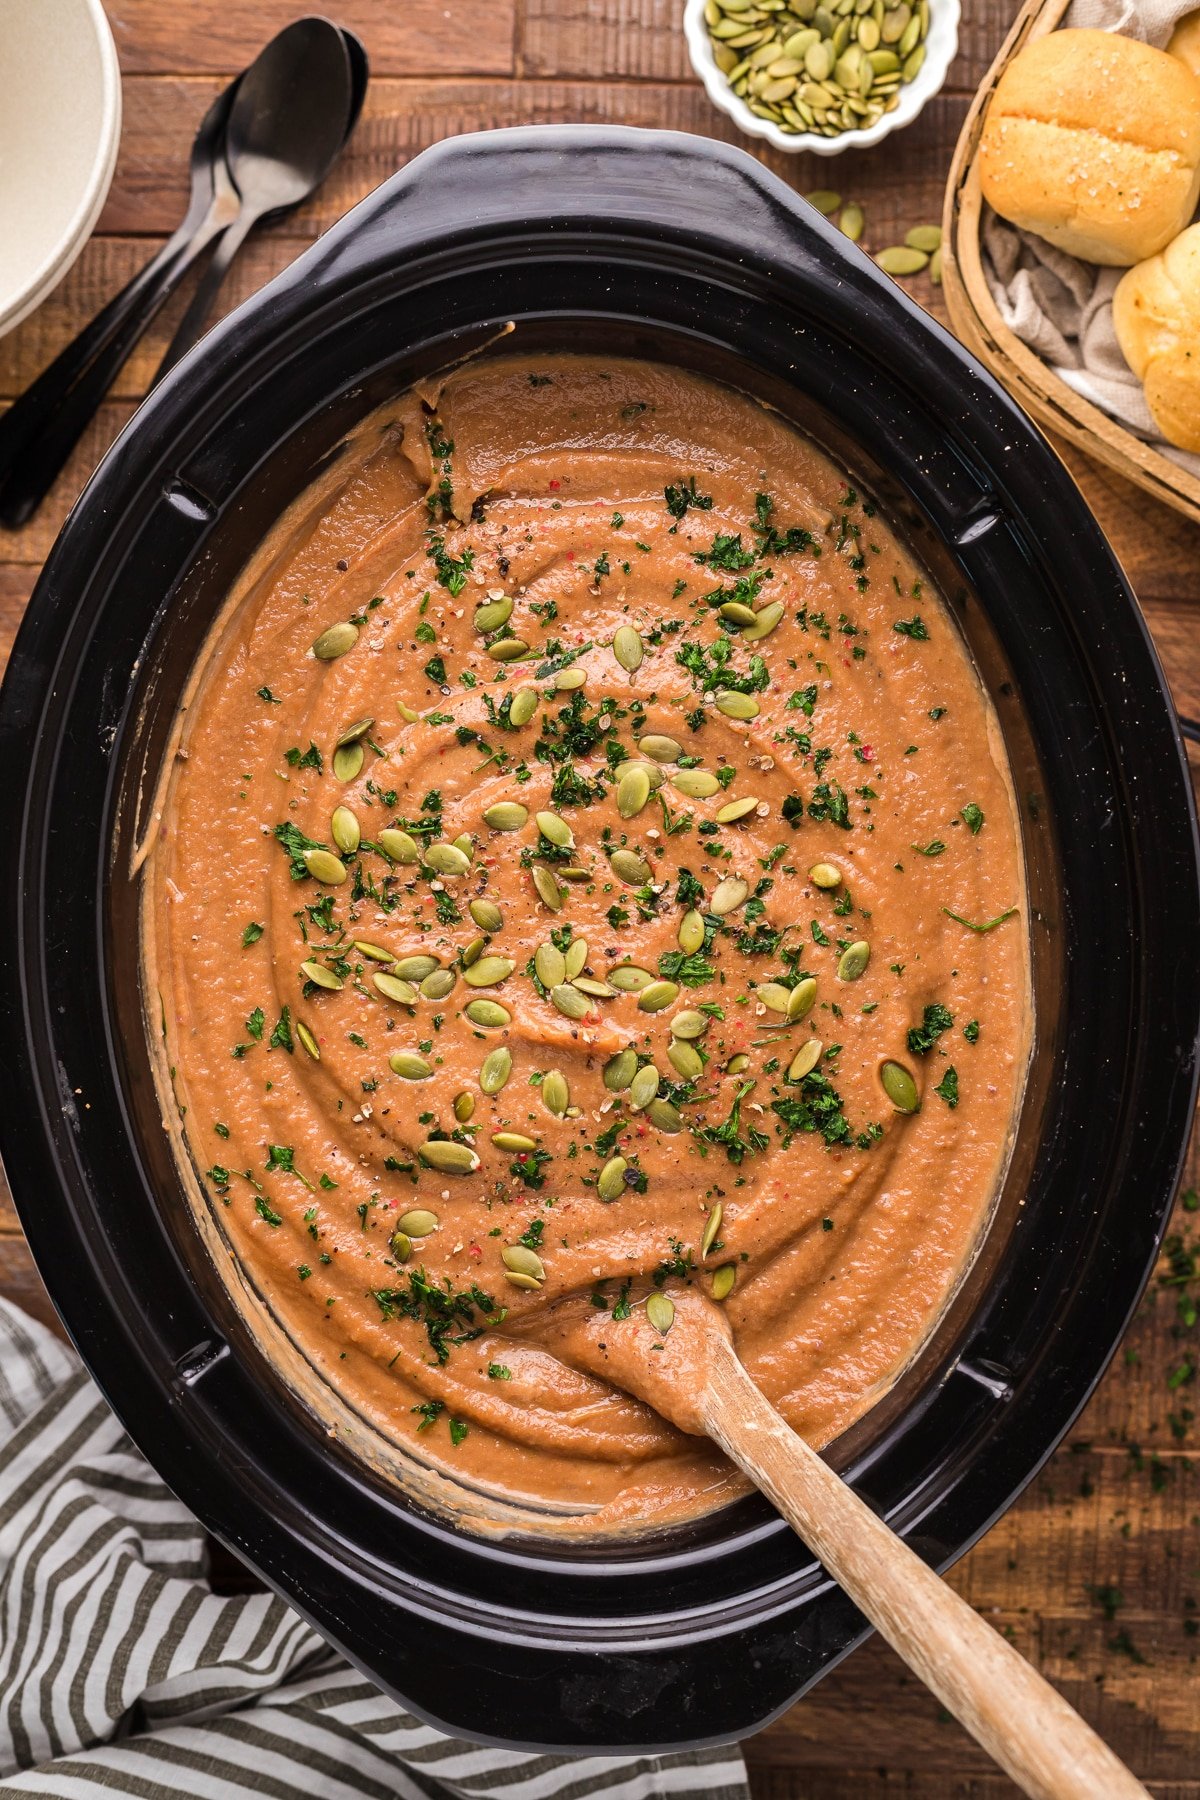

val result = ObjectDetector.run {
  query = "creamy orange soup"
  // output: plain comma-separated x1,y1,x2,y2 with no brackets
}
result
144,355,1029,1534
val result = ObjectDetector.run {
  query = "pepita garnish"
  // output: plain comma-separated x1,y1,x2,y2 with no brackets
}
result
302,958,346,992
303,848,347,886
480,1047,513,1094
532,863,564,912
645,1291,675,1335
373,972,418,1005
418,1139,480,1174
880,1058,920,1113
630,1063,661,1110
714,690,759,721
598,1155,628,1200
611,848,652,885
788,1039,824,1081
648,1098,683,1133
399,1208,439,1237
609,963,655,992
716,795,761,824
550,982,592,1020
426,841,471,877
488,637,530,662
378,828,420,864
638,734,682,763
465,999,511,1027
421,969,457,1001
502,1243,546,1281
837,939,871,981
638,980,679,1013
394,954,440,981
312,620,358,660
542,1069,570,1116
474,595,513,633
535,942,568,988
564,937,588,981
809,861,842,889
296,1021,321,1061
536,810,574,848
509,686,539,727
331,742,364,783
389,1051,433,1080
711,1264,737,1301
788,976,818,1021
701,1202,723,1259
469,898,504,932
604,1048,638,1091
711,875,749,916
678,909,706,953
672,769,720,799
668,1039,705,1081
484,801,528,831
462,956,515,988
454,1091,476,1122
613,624,644,672
331,806,360,855
617,765,652,819
670,1009,710,1040
492,1131,537,1153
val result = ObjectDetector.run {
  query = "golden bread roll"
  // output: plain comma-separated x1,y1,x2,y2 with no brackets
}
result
1168,10,1200,76
979,28,1200,265
1113,222,1200,451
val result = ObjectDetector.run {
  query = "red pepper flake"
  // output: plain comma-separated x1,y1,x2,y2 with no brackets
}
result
467,1242,482,1260
860,745,874,761
548,478,560,490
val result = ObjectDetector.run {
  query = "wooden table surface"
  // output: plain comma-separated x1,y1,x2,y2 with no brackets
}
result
1,3,1198,1793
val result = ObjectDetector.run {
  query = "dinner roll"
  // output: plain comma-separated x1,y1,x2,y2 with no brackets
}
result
1168,10,1200,77
979,29,1200,265
1113,222,1200,451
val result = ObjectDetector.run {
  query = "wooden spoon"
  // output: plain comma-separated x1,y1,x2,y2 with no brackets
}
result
540,1285,1151,1800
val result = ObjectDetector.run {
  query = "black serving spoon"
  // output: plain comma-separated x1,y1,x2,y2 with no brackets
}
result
0,81,241,528
155,19,357,377
0,20,366,530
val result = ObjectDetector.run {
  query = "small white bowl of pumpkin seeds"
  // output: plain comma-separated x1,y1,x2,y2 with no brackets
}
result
683,0,960,156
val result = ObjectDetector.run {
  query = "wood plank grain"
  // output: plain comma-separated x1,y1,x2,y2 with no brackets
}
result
520,0,1014,93
92,75,973,239
104,0,517,76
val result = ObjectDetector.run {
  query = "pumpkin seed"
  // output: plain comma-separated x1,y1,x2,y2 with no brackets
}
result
809,861,842,888
611,848,651,884
617,766,652,819
564,937,587,980
480,1047,513,1094
303,848,346,885
630,1064,661,1110
741,600,785,642
389,1051,433,1080
711,1264,737,1300
648,1098,683,1132
396,700,420,724
905,223,941,253
502,1243,545,1281
532,864,564,912
929,245,943,285
419,1139,480,1174
394,954,440,981
421,968,456,1000
720,600,759,627
493,1130,537,1152
474,595,513,633
373,972,418,1005
714,690,760,720
390,1231,412,1263
331,806,361,855
574,975,614,998
604,1048,638,1091
837,939,871,981
805,189,841,214
426,841,471,876
296,1021,321,1060
312,621,358,660
788,1039,824,1081
509,686,539,727
876,245,928,276
465,999,511,1028
726,1052,750,1075
646,1292,675,1335
615,758,665,790
555,667,586,691
757,981,792,1014
701,1202,723,1258
711,875,749,915
488,637,531,662
598,1155,628,1200
550,982,592,1020
399,1208,438,1237
678,909,707,953
638,980,679,1013
668,1039,705,1081
378,828,420,864
788,976,818,1021
542,1070,570,1117
462,936,485,968
535,942,567,988
536,810,574,848
298,960,340,991
335,715,373,747
638,734,682,763
462,955,515,989
613,625,644,672
453,832,473,857
484,801,528,831
504,1270,543,1291
716,795,761,824
673,768,720,799
332,742,364,783
902,40,925,78
880,1058,920,1113
670,1008,710,1040
469,898,504,932
454,1091,476,1122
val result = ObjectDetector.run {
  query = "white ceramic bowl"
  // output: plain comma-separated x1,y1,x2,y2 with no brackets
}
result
0,0,122,338
683,0,959,158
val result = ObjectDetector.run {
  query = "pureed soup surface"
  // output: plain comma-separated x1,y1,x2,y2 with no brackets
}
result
146,355,1029,1534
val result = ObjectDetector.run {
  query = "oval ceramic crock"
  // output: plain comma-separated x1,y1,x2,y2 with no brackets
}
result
0,127,1196,1752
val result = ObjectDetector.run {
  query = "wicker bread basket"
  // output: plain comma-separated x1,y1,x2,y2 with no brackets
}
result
940,0,1200,526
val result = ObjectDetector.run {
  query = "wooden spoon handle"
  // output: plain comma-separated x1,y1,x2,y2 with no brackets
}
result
703,1339,1149,1800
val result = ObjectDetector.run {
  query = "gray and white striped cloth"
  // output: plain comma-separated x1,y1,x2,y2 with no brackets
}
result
0,1301,749,1799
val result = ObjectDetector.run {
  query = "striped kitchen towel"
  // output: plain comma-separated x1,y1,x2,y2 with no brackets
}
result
0,1300,749,1799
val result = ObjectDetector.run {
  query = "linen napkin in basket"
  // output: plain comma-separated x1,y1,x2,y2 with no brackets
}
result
0,1300,750,1800
981,0,1200,477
